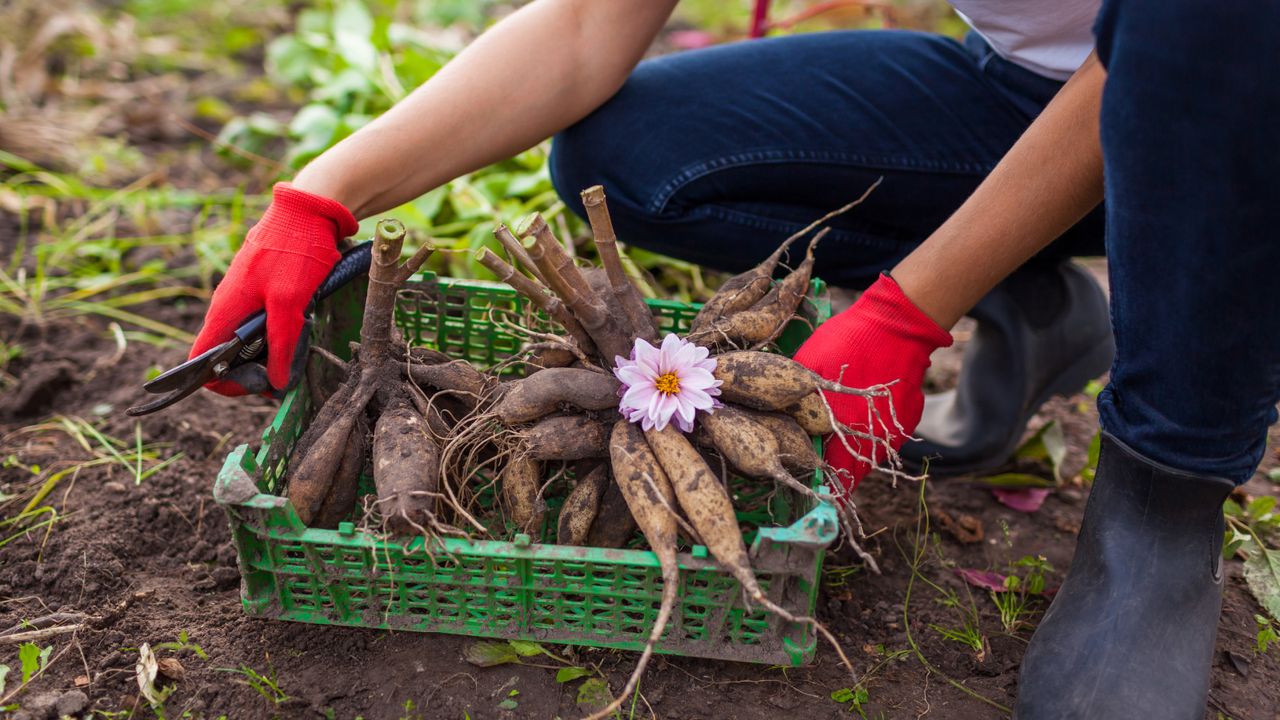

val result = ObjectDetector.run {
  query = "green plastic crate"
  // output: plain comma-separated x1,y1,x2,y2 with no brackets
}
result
214,272,838,666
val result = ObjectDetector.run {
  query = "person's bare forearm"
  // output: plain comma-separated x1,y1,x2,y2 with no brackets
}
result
293,0,677,218
893,52,1105,329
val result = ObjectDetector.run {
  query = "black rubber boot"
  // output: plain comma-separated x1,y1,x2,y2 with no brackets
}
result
903,261,1114,475
1015,434,1234,720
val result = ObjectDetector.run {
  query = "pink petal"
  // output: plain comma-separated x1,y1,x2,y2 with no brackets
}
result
671,340,699,370
955,568,1009,592
616,364,652,388
992,488,1051,513
622,383,657,409
633,338,660,373
675,395,696,427
675,413,694,433
645,386,664,416
678,367,716,390
682,387,715,410
661,333,681,352
658,392,679,419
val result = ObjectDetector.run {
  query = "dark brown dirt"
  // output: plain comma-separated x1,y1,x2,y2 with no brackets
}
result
3,293,1280,720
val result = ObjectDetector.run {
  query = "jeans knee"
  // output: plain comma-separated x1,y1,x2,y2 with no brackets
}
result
550,125,658,237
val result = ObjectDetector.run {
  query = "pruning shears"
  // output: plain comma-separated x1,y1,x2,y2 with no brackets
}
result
126,242,374,417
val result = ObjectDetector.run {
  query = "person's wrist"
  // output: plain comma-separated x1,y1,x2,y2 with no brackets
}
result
292,156,368,218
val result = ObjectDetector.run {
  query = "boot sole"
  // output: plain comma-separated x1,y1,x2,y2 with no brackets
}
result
904,332,1115,478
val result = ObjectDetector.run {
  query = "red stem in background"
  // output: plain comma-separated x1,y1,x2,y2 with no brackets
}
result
749,0,771,38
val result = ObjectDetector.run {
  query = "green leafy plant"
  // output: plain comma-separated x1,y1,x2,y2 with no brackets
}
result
397,698,424,720
0,642,53,705
461,639,634,717
1226,495,1280,623
831,686,871,718
1079,431,1102,483
217,2,716,296
18,643,48,684
928,612,986,655
976,420,1066,490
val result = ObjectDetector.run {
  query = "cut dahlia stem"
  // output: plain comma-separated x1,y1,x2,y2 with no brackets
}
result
493,224,549,287
359,219,416,368
580,185,658,343
520,213,599,313
520,213,631,362
476,248,597,356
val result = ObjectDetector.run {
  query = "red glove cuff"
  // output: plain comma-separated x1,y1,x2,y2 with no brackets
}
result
800,274,953,378
857,273,954,351
255,182,359,250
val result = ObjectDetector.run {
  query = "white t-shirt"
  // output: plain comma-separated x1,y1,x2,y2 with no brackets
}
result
950,0,1100,81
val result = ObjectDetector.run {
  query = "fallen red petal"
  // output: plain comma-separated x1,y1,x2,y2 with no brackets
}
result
955,568,1009,592
992,487,1051,513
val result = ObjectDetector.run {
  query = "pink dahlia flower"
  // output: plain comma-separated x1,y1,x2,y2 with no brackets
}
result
613,334,722,433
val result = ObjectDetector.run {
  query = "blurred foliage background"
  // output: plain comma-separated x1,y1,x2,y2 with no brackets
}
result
0,0,958,368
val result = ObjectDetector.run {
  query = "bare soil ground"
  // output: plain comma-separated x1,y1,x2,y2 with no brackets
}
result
3,273,1279,720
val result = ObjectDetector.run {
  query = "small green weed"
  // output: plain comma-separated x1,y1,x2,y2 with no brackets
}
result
462,639,636,717
0,642,54,706
831,686,885,719
398,698,424,720
928,612,986,656
990,555,1053,634
1255,614,1278,654
217,662,290,706
152,630,209,660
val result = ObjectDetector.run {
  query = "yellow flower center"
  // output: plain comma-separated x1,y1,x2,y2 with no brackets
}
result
654,372,681,396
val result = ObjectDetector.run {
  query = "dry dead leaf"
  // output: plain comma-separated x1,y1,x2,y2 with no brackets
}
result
135,642,160,705
157,657,184,682
932,508,985,544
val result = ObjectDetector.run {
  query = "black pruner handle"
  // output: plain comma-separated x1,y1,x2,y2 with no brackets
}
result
231,240,373,362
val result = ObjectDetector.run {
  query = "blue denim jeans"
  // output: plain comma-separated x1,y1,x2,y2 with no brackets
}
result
551,31,1105,289
551,19,1280,483
1092,0,1280,483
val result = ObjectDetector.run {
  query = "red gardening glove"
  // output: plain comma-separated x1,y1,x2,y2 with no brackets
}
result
793,273,953,495
189,182,358,396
